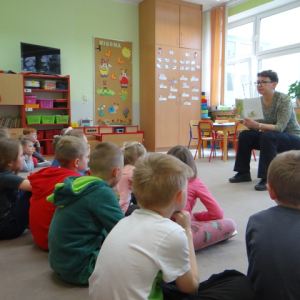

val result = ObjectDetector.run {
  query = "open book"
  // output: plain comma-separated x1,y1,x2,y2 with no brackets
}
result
235,97,263,120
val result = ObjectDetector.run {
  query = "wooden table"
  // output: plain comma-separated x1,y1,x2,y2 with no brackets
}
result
195,122,236,162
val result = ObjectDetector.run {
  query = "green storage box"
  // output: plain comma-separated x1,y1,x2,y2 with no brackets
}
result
26,115,41,124
41,115,55,124
55,115,69,124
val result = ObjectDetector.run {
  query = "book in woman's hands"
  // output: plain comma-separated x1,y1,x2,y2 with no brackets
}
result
235,97,263,120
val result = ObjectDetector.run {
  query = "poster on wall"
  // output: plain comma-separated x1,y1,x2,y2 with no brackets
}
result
94,37,132,125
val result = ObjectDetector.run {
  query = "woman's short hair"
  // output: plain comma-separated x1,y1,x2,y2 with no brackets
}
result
257,70,279,83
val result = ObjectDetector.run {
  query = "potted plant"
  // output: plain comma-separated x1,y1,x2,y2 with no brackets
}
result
288,80,300,106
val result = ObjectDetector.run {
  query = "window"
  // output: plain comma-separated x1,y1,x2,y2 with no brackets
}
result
225,2,300,106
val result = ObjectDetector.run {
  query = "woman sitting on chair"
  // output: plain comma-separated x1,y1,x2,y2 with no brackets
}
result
229,70,300,191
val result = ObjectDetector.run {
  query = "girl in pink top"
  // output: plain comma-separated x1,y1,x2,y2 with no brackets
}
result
167,145,236,250
119,141,147,215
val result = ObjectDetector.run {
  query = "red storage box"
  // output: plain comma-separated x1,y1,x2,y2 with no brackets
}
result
45,140,55,154
36,130,44,140
45,130,55,139
38,99,54,108
25,95,37,104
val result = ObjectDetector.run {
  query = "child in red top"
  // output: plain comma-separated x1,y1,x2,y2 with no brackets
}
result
167,145,236,250
28,136,90,250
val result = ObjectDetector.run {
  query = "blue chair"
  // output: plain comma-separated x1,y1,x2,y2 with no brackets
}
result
188,120,199,149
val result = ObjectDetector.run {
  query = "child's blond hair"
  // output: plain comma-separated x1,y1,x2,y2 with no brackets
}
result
55,136,89,168
268,150,300,206
20,137,33,148
52,129,85,151
122,141,146,166
23,127,37,135
133,153,193,209
90,142,123,178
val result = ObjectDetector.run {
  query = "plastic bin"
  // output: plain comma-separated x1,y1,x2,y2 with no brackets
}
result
25,96,37,104
54,99,68,108
38,99,54,108
55,115,69,124
26,115,41,124
45,140,55,154
45,130,55,139
41,115,55,124
36,130,44,140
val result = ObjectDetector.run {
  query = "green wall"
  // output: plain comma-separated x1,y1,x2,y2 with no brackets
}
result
0,0,139,124
229,0,274,16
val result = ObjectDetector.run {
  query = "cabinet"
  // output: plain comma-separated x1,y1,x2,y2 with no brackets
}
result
0,74,23,105
155,0,202,50
139,0,202,152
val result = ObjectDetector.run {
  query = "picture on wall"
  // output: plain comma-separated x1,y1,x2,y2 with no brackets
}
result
94,37,132,125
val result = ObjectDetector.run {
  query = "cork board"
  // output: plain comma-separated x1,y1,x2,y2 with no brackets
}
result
94,37,132,125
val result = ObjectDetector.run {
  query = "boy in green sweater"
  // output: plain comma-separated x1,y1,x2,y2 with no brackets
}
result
47,142,124,285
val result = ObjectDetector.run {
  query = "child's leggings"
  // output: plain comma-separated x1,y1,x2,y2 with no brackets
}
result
190,216,236,250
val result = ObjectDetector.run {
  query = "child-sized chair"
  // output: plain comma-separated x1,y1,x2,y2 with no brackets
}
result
188,120,200,149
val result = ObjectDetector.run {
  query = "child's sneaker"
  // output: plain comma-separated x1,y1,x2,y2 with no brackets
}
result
36,160,51,167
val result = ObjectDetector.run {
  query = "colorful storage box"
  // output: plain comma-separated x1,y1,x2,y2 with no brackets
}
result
41,115,55,124
41,80,56,90
54,99,68,108
55,115,69,124
25,95,37,104
38,99,54,108
36,130,44,140
26,115,41,124
25,104,39,108
24,80,40,88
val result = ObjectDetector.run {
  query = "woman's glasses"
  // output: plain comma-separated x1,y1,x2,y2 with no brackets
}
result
254,81,273,86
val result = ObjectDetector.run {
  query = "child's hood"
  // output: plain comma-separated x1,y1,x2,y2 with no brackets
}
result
47,176,108,207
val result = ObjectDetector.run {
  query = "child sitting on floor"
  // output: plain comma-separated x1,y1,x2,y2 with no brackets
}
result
0,138,32,240
167,145,236,250
48,142,124,285
20,138,34,172
89,153,257,300
28,136,90,250
246,150,300,300
118,141,147,216
23,127,50,167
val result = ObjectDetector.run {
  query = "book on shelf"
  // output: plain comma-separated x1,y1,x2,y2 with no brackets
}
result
235,97,263,120
0,115,22,128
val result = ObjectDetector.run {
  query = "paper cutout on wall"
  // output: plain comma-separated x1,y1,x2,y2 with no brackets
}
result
158,47,162,55
169,50,174,55
173,59,177,63
185,53,190,57
182,83,189,89
192,96,199,100
180,60,185,64
194,52,198,59
122,47,131,59
98,104,106,116
117,57,124,65
105,50,112,57
191,61,196,65
197,65,201,69
96,87,115,96
170,78,177,83
119,90,129,101
165,65,169,69
180,75,187,81
159,95,167,101
191,76,199,82
157,64,162,69
165,58,170,63
168,93,176,99
180,66,184,71
119,69,130,88
192,87,199,92
157,57,162,62
123,108,130,118
186,60,190,65
184,100,191,105
99,58,112,77
111,72,117,80
95,45,102,52
160,83,167,89
170,86,178,92
172,66,177,70
182,92,189,97
159,74,167,80
185,67,190,71
108,103,119,114
191,67,195,72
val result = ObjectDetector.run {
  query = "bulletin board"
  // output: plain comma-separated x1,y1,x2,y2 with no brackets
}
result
94,37,132,125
